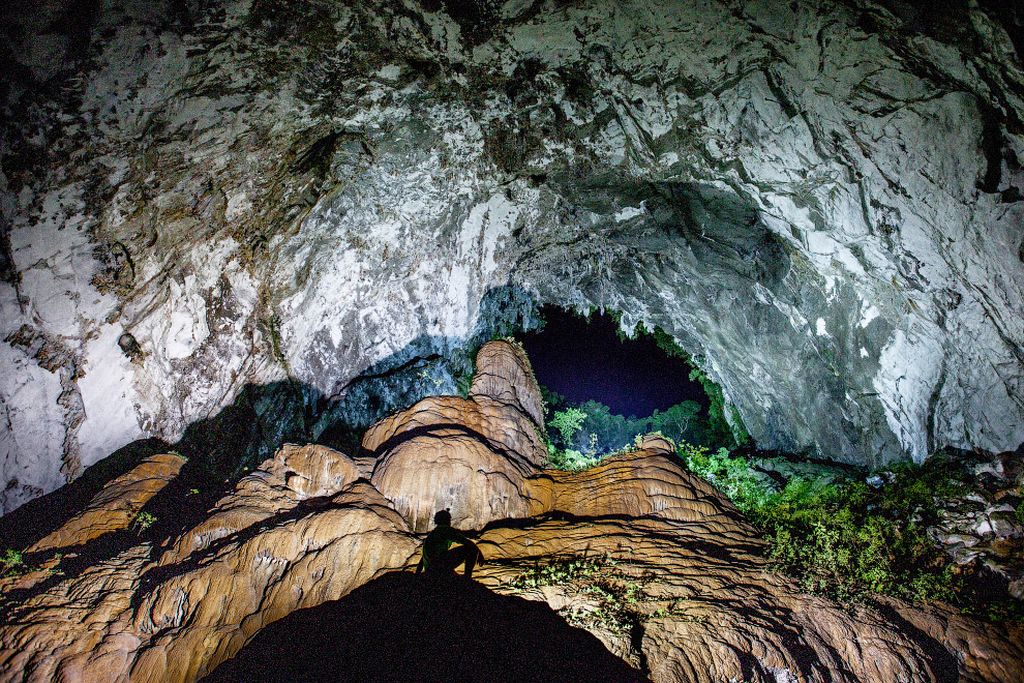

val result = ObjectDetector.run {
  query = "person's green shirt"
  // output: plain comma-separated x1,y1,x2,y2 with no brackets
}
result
420,524,471,570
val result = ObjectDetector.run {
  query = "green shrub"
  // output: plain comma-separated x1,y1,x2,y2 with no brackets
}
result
676,443,1012,618
677,442,776,512
548,448,601,471
1,549,25,579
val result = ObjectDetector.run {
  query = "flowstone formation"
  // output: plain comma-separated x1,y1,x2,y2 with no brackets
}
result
3,0,1024,512
1,342,1021,682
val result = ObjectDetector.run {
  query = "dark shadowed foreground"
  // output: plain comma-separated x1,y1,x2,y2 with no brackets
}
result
202,571,647,683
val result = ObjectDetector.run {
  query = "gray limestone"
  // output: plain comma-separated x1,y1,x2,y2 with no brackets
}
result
1,0,1023,512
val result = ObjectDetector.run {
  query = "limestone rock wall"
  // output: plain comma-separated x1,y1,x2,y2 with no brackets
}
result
2,0,1024,511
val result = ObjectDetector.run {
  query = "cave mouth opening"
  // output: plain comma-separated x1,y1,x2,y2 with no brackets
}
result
516,305,748,464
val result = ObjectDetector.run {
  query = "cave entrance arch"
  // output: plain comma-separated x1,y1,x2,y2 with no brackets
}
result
516,306,746,461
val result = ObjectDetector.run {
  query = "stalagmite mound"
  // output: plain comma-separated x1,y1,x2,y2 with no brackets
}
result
1,342,1021,682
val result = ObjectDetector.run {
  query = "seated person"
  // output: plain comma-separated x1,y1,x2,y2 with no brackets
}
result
416,509,483,579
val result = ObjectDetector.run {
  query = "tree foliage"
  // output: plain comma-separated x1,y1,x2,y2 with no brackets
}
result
547,397,711,456
537,316,751,465
549,407,587,446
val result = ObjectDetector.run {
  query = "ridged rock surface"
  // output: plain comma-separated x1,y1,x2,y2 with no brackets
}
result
3,0,1024,512
160,442,361,565
365,341,550,531
1,341,1021,682
28,454,185,555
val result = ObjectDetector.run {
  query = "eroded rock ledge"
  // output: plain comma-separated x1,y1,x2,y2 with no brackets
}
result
1,342,1021,682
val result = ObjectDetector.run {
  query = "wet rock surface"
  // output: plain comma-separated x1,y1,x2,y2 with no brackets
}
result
1,342,1021,682
2,0,1024,510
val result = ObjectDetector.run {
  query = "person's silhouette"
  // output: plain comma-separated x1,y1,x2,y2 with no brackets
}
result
416,509,483,579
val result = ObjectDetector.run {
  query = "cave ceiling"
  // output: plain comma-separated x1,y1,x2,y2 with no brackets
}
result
1,0,1023,512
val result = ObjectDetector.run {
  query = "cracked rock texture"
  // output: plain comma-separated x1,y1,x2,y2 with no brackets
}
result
2,0,1024,511
1,341,1021,683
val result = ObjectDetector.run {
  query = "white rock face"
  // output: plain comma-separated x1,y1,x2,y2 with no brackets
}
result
1,0,1023,512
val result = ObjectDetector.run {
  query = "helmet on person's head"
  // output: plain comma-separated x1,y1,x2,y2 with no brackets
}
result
434,509,452,526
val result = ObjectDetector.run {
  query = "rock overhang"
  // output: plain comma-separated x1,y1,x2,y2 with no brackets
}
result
1,0,1023,511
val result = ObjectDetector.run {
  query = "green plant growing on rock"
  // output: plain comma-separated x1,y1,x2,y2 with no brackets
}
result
677,443,1022,619
507,554,656,633
678,442,775,511
131,512,157,536
509,555,604,589
548,448,601,471
0,549,63,607
754,478,965,606
1,549,26,579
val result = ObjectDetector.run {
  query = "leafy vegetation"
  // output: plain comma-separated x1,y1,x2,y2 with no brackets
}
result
508,554,657,633
544,395,721,469
524,307,1019,619
545,404,659,471
538,318,749,470
1,548,63,614
509,554,605,590
547,446,602,471
677,442,778,511
529,308,751,469
1,549,26,579
545,405,595,470
131,512,157,536
549,407,587,447
678,444,1023,620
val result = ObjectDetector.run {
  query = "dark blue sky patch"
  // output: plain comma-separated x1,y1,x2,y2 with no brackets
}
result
518,306,707,417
